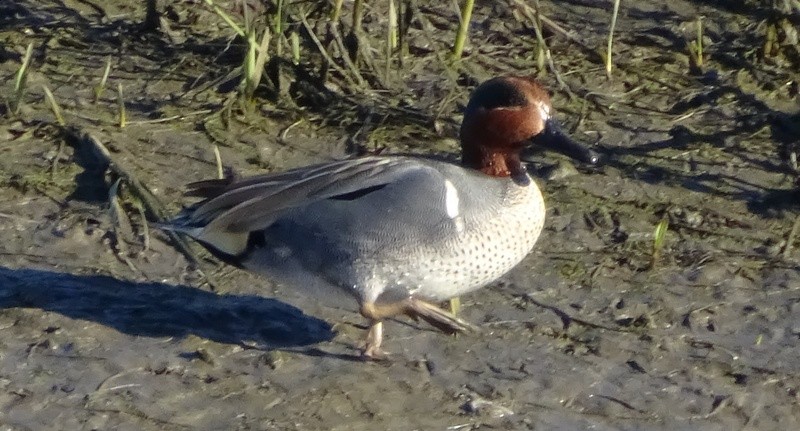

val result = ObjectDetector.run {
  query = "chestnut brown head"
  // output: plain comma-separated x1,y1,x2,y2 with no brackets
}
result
459,76,598,179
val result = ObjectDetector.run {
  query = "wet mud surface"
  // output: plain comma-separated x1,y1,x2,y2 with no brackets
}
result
1,0,799,429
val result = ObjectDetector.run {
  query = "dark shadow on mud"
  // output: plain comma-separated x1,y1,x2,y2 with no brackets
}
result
591,75,799,215
0,266,334,348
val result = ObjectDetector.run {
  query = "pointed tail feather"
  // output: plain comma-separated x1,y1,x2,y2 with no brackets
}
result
153,220,248,257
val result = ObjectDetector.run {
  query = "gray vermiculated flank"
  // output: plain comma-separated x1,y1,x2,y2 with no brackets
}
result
239,156,545,305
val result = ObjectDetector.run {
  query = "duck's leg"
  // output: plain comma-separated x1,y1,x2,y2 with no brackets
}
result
363,320,384,359
449,296,461,316
359,301,408,359
358,298,479,359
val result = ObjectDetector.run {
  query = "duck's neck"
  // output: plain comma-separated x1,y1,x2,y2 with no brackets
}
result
462,145,527,179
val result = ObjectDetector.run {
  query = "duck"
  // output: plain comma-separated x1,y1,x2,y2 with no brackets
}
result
159,76,598,359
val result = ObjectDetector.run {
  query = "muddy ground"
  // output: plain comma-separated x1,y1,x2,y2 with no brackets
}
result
1,0,799,430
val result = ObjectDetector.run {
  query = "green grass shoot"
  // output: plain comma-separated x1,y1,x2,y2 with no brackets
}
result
652,218,669,266
42,85,65,126
452,0,475,61
10,43,34,116
605,0,620,78
117,83,127,128
205,0,270,103
689,16,704,71
94,58,112,103
213,144,224,179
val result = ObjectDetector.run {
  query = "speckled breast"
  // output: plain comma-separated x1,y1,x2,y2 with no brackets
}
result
373,176,546,302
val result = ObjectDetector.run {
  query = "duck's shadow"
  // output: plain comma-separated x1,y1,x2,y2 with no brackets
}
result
0,266,334,349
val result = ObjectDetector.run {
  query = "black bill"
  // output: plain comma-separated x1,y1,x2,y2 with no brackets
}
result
532,118,600,165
